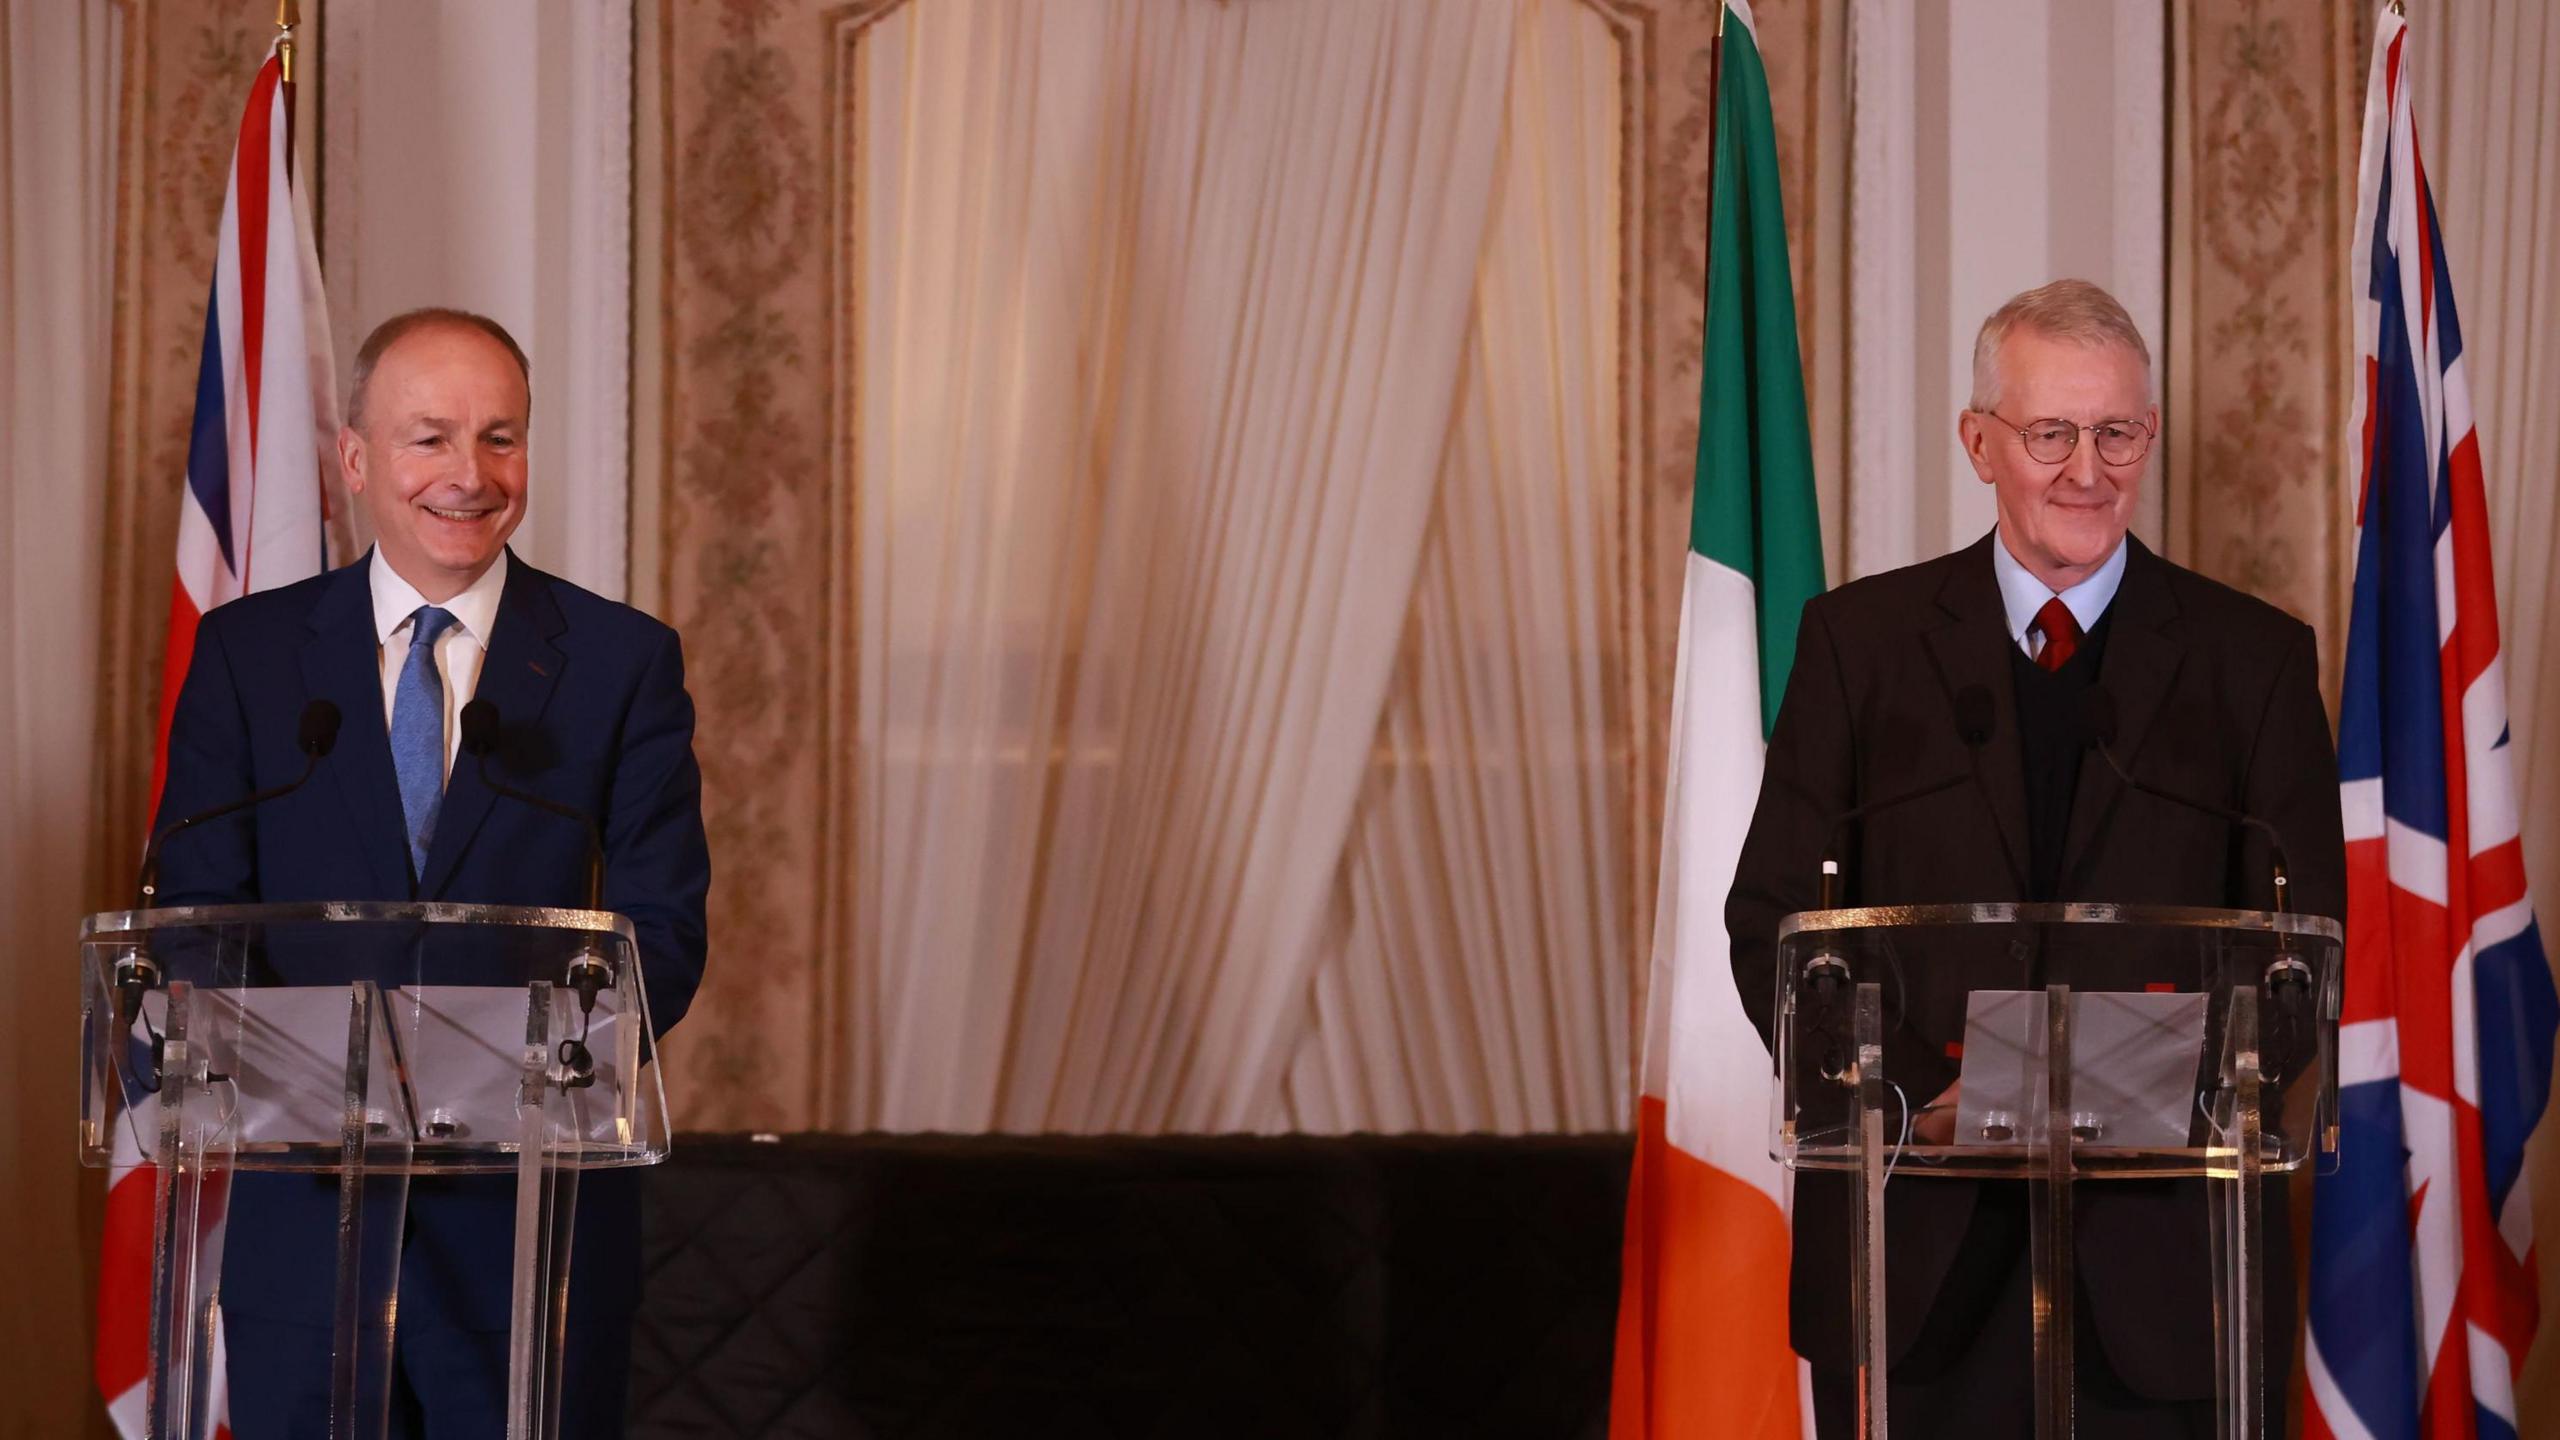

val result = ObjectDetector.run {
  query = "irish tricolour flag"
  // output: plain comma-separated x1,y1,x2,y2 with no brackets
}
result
1609,2,1823,1435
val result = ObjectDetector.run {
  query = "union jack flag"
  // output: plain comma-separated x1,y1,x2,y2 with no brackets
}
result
98,31,345,1439
2307,10,2560,1439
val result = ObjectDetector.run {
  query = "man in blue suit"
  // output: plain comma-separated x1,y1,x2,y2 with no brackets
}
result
153,307,711,1437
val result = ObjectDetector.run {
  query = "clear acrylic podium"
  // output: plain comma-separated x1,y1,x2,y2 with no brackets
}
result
1773,903,2341,1439
77,902,671,1440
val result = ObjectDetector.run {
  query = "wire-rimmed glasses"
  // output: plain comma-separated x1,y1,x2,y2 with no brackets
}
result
1976,411,2155,466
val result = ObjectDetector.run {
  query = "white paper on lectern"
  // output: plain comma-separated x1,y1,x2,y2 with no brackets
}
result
1951,989,2205,1149
193,986,627,1148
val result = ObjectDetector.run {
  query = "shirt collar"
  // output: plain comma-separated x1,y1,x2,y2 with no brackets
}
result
1990,527,2126,649
369,547,509,650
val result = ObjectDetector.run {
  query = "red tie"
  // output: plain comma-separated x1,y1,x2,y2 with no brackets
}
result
2034,597,2081,672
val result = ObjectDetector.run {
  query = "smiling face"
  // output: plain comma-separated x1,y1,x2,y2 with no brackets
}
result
1958,327,2154,592
338,322,529,602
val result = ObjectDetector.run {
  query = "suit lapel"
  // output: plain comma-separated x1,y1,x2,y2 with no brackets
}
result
419,555,566,899
1921,534,2030,899
2059,538,2186,887
300,562,413,898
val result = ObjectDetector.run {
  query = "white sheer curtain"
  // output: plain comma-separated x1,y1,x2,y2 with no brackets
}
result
843,0,1520,1132
2409,2,2560,940
1284,0,1630,1135
2406,9,2560,1399
0,0,120,1429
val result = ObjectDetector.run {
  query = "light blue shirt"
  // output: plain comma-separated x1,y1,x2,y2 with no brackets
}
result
1991,528,2125,660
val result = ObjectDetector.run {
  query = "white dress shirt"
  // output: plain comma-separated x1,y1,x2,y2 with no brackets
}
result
1991,528,2126,663
370,548,508,780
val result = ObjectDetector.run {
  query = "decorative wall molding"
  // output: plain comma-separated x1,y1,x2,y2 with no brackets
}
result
545,0,634,601
2165,0,2356,679
2112,0,2168,548
1846,0,2170,583
317,0,632,600
1847,0,1916,580
650,0,836,1127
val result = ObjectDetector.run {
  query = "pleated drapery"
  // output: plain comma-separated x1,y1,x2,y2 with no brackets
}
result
0,3,122,1433
1286,2,1633,1135
838,0,1534,1133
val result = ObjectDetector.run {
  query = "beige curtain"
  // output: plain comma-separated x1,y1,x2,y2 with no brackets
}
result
648,0,1769,1133
2401,2,2560,1414
2407,1,2560,976
1284,0,1631,1135
1,2,121,1434
834,0,1518,1133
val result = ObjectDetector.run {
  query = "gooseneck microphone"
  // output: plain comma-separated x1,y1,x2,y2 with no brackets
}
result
1814,684,2004,907
2077,685,2313,1075
134,699,344,908
123,699,344,1029
458,700,603,910
459,699,613,1041
1801,685,2006,1019
2076,686,2290,915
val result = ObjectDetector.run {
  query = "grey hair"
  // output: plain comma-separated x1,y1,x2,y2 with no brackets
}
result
1968,279,2152,412
346,307,532,430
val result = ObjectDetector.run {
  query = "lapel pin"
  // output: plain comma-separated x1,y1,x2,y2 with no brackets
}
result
529,660,549,676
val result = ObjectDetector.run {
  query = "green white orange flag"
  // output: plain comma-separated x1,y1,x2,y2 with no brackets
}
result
1610,2,1824,1435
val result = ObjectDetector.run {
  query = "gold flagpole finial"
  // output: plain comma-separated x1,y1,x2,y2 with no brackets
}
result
276,0,299,84
2388,0,2405,15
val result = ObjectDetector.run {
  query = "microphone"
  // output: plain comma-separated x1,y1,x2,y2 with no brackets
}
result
2077,687,2291,915
458,700,603,909
459,700,613,1042
124,699,344,1027
1815,684,2002,907
2077,686,2313,1059
1802,685,2004,1014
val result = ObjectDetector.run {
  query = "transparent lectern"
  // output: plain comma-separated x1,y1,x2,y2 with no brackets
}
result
1772,903,2341,1440
77,902,670,1440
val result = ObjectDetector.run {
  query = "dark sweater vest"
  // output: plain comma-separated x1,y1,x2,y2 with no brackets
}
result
2008,609,2113,901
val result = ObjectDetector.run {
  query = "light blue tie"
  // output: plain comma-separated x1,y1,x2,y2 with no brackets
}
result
392,605,460,881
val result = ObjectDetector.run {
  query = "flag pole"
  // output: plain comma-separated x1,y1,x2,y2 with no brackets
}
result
1701,4,1725,311
276,0,298,84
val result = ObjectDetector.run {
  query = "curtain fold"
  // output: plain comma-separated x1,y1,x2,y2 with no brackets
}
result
650,0,1763,1135
1285,0,1630,1135
842,0,1519,1132
2403,7,2560,1412
1,1,121,1431
2408,0,2560,991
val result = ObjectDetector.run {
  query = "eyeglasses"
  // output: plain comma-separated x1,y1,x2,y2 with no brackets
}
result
1977,411,2155,466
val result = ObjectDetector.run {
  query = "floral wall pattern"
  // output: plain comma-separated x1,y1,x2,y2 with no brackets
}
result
2168,0,2368,696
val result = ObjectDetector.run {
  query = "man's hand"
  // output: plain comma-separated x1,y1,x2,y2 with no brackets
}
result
1912,1079,1960,1145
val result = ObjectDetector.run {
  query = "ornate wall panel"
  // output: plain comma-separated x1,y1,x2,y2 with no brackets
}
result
2167,0,2369,695
649,0,837,1128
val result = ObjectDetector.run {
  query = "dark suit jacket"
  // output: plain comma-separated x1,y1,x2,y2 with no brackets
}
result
153,550,711,1336
1726,532,2345,1397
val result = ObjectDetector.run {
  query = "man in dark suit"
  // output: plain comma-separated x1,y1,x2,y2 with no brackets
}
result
153,308,711,1437
1727,280,2345,1436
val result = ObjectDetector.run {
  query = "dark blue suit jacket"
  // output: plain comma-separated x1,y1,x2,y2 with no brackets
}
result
153,550,710,1345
